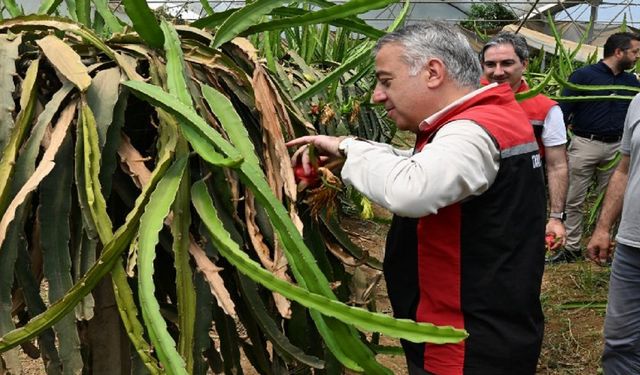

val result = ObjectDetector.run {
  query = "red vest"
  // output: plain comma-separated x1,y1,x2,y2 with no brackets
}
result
385,84,545,375
516,81,557,158
480,78,557,157
417,83,535,151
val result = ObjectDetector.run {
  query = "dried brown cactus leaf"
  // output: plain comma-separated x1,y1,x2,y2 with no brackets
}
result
0,101,75,248
252,66,297,203
272,242,292,319
324,241,361,267
230,37,259,64
117,133,152,189
244,192,274,269
245,192,292,318
189,239,237,317
37,35,91,91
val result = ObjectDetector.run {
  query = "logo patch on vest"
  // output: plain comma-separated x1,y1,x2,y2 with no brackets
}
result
532,154,542,169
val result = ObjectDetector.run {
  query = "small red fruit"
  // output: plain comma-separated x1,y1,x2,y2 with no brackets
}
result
545,234,557,251
294,163,320,187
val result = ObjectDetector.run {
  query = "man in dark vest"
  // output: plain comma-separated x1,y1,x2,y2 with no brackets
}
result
287,23,546,375
480,32,569,261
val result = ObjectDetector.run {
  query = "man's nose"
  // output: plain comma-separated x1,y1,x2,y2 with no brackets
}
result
372,86,387,103
493,64,504,75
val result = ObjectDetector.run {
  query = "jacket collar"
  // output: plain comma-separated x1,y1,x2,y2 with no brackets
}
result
419,83,499,132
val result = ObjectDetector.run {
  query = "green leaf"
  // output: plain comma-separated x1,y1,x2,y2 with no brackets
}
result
211,302,242,374
190,8,238,29
295,41,374,102
79,89,161,373
91,0,124,33
14,246,62,373
198,0,215,16
192,273,218,374
86,67,121,148
123,81,243,167
160,20,197,373
2,0,22,17
598,151,621,171
553,70,640,94
387,0,409,32
40,133,83,375
0,207,24,373
242,0,395,36
38,0,64,14
161,20,192,106
78,99,113,243
211,0,290,49
587,188,606,227
551,95,635,102
200,85,262,169
111,263,164,374
237,273,325,369
65,0,78,21
171,159,196,374
0,33,20,152
515,70,554,102
192,180,468,344
76,0,90,26
197,85,385,373
138,156,189,375
122,0,164,49
0,59,39,220
558,300,607,310
270,7,383,39
371,344,404,356
126,80,383,372
264,27,277,73
0,117,178,354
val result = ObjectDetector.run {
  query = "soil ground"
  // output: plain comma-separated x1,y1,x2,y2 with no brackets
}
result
19,211,609,375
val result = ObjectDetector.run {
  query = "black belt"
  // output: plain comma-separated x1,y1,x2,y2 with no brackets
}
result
573,131,622,143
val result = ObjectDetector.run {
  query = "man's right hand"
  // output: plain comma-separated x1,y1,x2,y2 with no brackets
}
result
587,228,614,266
285,135,347,175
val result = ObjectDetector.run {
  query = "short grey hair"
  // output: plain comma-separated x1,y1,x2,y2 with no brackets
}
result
374,22,481,89
480,32,529,64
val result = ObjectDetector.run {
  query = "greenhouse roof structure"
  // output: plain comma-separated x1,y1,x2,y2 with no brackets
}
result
134,0,640,29
10,1,640,29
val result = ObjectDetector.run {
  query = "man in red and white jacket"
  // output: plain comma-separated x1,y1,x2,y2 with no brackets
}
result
480,32,570,262
288,23,546,375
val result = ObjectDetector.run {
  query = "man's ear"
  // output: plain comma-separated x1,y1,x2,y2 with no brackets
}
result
523,59,529,70
424,58,446,88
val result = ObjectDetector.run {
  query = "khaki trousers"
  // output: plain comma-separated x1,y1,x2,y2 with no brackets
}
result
565,136,621,252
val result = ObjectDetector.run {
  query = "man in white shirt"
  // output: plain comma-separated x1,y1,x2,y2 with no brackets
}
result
480,32,569,262
287,22,546,375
